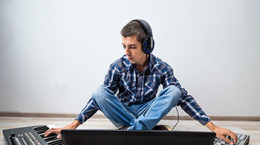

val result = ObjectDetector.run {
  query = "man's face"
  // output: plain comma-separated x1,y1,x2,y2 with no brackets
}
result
122,35,147,65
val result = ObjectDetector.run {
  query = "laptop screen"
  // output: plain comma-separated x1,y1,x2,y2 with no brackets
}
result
61,129,216,145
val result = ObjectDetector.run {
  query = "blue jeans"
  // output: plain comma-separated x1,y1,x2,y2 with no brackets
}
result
91,85,181,130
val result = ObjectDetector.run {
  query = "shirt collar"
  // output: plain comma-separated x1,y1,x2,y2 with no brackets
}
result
124,54,156,71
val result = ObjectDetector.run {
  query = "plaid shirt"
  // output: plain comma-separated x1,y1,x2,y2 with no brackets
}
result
76,54,211,125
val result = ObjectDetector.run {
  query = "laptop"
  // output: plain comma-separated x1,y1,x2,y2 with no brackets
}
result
61,129,216,145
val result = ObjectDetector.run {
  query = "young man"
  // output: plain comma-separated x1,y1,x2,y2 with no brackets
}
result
44,19,237,144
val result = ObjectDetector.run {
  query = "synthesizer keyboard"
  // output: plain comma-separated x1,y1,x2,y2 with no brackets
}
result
214,134,250,145
3,125,64,145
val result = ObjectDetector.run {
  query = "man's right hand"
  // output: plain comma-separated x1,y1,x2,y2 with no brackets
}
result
44,120,81,139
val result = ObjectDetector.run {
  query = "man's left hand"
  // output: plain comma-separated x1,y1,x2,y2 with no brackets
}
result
205,121,237,144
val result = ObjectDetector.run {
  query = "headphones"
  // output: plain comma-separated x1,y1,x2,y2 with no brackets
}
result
132,19,155,54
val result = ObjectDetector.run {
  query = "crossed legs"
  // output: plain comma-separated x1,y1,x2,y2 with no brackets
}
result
91,85,181,130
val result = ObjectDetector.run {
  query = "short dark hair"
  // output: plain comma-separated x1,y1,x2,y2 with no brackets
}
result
120,20,147,43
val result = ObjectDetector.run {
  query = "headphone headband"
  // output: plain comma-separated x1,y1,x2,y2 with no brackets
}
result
133,19,153,37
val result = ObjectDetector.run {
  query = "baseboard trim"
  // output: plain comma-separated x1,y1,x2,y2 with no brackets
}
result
0,112,259,121
0,112,78,118
163,116,260,121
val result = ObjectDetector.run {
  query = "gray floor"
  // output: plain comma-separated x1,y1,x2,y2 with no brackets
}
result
1,116,259,145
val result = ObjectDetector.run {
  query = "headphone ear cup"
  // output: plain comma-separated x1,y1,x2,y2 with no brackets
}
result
142,38,149,54
142,37,155,54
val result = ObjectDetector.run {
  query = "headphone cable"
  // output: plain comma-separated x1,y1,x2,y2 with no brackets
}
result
171,106,179,131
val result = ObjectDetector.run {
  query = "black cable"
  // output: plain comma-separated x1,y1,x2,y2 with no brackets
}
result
171,106,179,131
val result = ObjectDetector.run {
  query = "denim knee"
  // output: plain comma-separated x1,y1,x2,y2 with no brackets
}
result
165,85,182,103
92,86,107,104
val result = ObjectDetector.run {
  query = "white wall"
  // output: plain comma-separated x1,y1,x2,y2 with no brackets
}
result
0,0,259,117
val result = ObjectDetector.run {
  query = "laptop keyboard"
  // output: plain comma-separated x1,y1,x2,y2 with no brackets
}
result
214,133,250,145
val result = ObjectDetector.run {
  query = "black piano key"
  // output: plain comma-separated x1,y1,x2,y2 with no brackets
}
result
43,133,57,138
33,126,49,132
40,134,45,138
40,133,57,140
36,129,48,134
44,135,58,142
48,138,64,145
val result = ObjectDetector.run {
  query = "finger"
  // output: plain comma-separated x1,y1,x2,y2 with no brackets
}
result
44,128,59,137
44,128,53,137
57,134,62,139
227,131,237,144
219,136,233,144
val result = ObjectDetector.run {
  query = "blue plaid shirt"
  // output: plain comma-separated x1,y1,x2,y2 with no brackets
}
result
76,54,211,125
